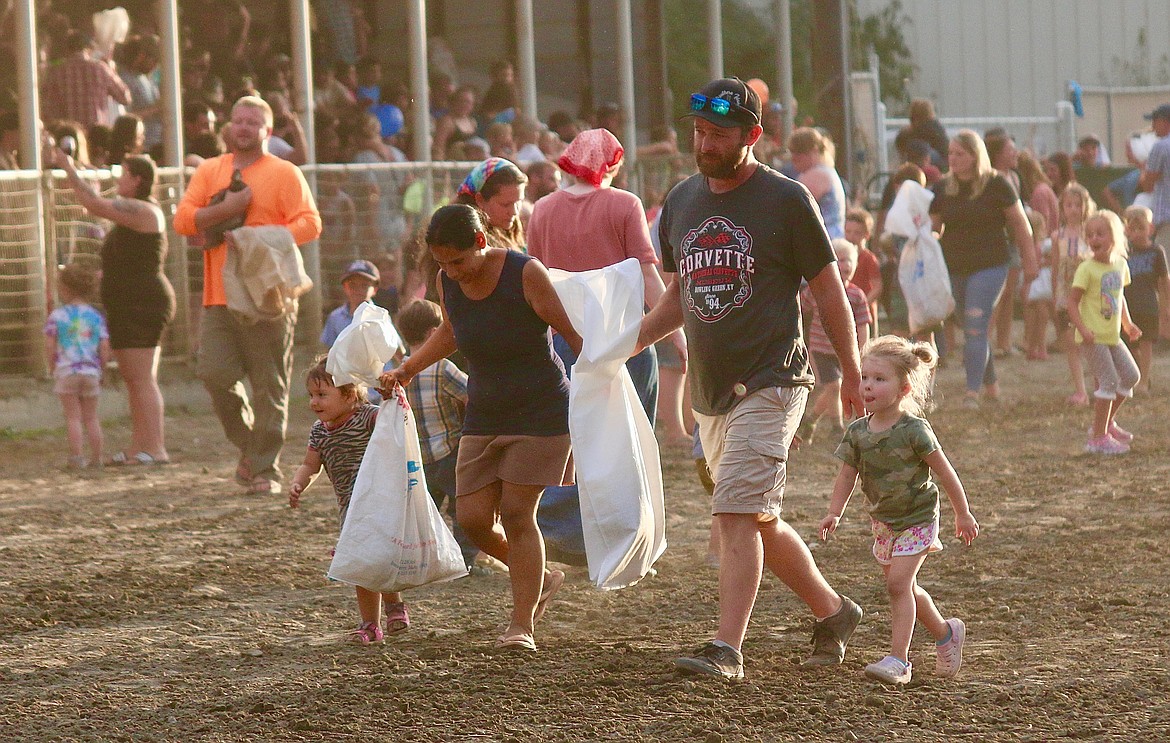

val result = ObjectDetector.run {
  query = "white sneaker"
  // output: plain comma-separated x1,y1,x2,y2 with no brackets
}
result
864,655,912,685
935,618,966,678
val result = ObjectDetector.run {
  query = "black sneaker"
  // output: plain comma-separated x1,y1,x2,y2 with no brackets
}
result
674,642,744,679
802,596,863,666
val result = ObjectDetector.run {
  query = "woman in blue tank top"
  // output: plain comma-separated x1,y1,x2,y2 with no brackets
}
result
381,204,582,653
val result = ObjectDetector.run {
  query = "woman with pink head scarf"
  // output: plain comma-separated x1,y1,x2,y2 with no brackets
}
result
526,127,687,565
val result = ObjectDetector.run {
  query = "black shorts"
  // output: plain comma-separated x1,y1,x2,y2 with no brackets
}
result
104,286,176,350
1127,312,1159,346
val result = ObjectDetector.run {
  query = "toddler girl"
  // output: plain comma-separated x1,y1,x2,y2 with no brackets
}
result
289,357,410,643
820,335,978,685
44,263,111,469
1068,211,1142,454
1051,184,1096,404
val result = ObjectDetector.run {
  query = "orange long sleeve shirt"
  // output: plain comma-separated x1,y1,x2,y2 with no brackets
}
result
174,152,322,307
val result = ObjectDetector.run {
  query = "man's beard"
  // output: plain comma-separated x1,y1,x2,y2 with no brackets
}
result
696,148,746,180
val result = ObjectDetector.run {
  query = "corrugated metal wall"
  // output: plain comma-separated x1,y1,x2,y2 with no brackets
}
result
857,0,1170,117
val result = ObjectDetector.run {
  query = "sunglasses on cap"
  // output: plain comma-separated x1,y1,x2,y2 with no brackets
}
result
690,93,758,124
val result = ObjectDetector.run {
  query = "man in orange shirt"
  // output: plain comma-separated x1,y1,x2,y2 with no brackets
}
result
175,96,322,495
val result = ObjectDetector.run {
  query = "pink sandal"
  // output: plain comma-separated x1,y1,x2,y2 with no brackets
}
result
533,569,565,624
383,602,410,635
347,621,384,645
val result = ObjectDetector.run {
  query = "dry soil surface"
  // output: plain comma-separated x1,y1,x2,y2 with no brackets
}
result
2,350,1169,741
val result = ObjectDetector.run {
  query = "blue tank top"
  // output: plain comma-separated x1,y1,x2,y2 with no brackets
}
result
442,250,569,436
811,163,847,239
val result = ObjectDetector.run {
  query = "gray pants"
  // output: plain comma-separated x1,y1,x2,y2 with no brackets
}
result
196,306,296,481
1082,341,1140,399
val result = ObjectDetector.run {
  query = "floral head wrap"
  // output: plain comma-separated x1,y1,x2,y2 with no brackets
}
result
457,157,522,198
557,128,624,187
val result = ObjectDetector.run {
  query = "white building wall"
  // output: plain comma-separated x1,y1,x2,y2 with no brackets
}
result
856,0,1170,117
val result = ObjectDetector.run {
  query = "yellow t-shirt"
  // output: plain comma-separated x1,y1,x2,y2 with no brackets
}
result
1072,255,1130,345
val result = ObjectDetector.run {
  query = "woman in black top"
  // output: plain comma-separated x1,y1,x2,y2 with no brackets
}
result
382,204,581,653
53,150,175,464
929,130,1036,407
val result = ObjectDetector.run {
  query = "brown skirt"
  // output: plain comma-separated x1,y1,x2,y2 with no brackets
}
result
455,434,573,496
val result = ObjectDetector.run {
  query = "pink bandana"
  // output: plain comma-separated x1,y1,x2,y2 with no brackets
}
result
557,128,624,187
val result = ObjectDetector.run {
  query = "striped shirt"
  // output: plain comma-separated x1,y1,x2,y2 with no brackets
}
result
404,358,467,464
308,403,378,510
801,281,871,356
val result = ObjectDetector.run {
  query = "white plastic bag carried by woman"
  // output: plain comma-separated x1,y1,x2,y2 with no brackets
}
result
888,180,955,333
328,392,467,593
549,258,666,590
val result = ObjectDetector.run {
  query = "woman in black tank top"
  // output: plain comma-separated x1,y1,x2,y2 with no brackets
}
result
53,151,174,465
381,204,581,653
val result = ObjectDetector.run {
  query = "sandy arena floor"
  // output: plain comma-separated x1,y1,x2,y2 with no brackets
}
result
2,345,1169,741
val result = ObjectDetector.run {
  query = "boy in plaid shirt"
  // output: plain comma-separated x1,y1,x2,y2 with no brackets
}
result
396,299,480,569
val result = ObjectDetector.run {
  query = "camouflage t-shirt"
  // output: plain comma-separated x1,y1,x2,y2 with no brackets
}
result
834,413,941,531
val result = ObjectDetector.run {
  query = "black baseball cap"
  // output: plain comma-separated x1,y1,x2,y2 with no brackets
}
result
685,77,762,128
1145,104,1170,121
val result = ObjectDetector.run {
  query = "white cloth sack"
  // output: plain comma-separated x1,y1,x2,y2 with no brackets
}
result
326,302,403,388
328,393,467,593
549,258,666,590
888,181,955,333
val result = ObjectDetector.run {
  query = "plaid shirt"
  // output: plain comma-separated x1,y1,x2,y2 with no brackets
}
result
405,358,467,464
41,53,132,128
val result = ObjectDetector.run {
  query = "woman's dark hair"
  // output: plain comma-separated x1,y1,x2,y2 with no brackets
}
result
122,155,157,200
109,114,143,165
426,204,484,250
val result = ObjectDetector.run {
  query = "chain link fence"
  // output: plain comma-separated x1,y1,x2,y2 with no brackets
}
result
1,157,696,378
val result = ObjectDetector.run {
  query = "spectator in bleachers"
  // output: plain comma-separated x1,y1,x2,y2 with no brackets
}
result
479,60,517,132
0,111,19,169
429,71,456,121
183,0,251,92
460,137,490,162
117,34,161,152
432,84,478,160
87,123,112,168
349,110,406,251
108,114,144,167
182,100,216,144
180,48,215,108
512,114,545,164
524,160,559,203
545,110,579,146
40,30,131,129
484,121,515,160
266,92,309,166
318,59,358,115
46,120,92,167
354,55,382,110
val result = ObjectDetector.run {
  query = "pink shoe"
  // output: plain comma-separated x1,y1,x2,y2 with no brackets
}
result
1085,435,1129,455
347,621,384,645
383,602,410,635
1108,422,1134,443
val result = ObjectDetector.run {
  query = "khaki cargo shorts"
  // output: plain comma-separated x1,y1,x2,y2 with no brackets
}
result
695,386,807,520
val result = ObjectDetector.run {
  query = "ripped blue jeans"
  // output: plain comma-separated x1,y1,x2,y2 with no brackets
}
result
952,263,1008,393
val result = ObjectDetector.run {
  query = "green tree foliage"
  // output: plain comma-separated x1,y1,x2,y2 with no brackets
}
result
663,0,915,134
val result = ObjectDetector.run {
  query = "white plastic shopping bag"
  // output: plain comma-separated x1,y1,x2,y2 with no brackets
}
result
328,392,467,592
549,259,666,590
326,302,403,388
887,181,955,333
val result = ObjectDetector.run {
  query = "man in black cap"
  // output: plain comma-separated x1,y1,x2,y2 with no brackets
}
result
1139,104,1170,248
637,77,864,679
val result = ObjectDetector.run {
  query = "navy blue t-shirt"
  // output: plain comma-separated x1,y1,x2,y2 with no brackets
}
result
659,164,835,415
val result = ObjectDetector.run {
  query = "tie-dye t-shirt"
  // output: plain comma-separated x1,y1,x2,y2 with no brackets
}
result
43,303,108,378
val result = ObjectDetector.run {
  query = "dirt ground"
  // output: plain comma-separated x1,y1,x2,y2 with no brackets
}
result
2,340,1169,742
